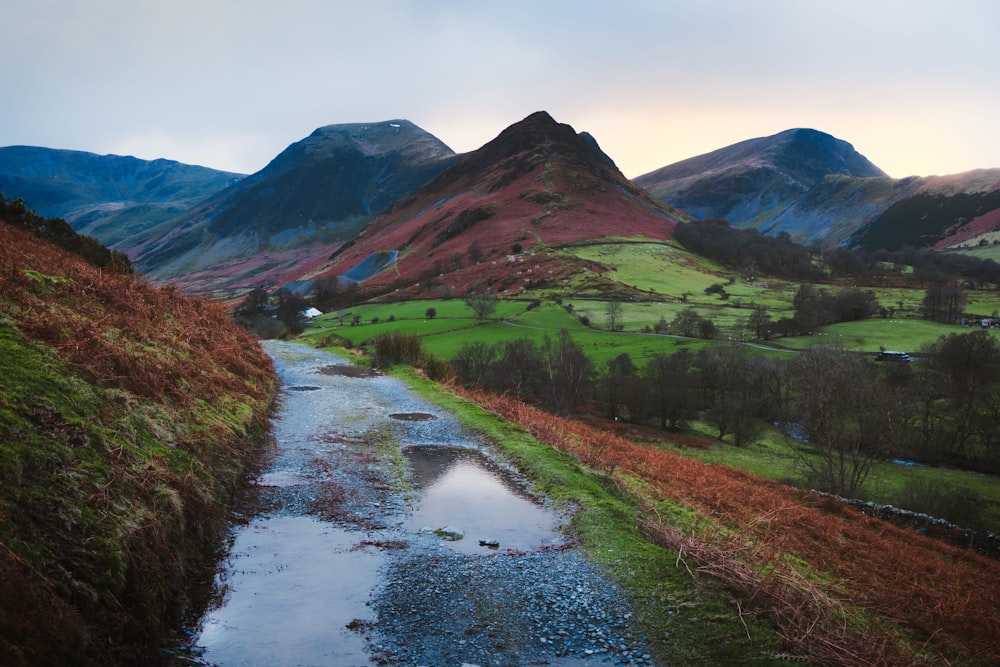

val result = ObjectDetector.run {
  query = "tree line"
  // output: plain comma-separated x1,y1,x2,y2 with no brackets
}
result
451,330,1000,504
672,217,1000,286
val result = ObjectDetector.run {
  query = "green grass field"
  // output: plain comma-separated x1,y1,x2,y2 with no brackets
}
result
779,317,1000,353
301,234,1000,578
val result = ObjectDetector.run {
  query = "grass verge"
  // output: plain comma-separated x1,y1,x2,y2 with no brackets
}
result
359,363,787,665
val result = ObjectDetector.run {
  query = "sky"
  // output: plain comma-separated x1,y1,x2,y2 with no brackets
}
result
3,0,998,180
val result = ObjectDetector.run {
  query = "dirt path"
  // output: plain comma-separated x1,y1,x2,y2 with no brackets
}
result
174,341,659,666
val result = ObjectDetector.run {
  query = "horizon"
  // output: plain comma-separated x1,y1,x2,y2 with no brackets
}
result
2,1,998,180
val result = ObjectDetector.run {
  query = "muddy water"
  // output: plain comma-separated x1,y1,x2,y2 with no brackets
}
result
179,340,576,666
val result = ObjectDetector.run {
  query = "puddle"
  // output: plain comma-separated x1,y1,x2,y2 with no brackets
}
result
317,364,381,378
389,412,437,421
255,471,310,487
403,445,566,554
192,516,380,665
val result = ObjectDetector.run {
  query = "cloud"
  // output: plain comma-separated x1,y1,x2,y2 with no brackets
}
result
1,0,998,177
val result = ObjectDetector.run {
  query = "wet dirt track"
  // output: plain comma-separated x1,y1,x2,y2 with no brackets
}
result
178,340,659,667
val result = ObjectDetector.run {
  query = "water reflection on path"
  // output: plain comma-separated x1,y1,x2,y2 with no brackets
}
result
196,516,380,664
404,445,564,554
182,340,566,666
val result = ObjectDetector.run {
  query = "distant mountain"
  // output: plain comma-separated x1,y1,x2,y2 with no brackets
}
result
633,128,888,243
130,120,457,293
0,146,243,246
848,170,1000,251
634,129,1000,250
303,111,687,296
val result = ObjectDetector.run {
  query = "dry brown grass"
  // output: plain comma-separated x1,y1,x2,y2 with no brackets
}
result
1,222,277,664
461,388,1000,665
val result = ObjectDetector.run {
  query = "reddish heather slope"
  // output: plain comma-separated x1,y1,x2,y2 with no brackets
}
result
305,111,688,294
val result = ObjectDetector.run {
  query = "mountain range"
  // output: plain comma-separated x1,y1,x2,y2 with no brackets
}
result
0,145,243,247
126,120,457,293
2,114,998,294
303,111,686,297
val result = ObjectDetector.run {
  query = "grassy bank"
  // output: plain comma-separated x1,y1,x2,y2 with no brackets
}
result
0,224,277,665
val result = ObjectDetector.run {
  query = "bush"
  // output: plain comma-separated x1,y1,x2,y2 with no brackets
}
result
371,332,423,368
420,352,455,383
897,477,986,529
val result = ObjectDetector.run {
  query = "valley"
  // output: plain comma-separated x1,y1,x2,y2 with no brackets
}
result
3,109,1000,666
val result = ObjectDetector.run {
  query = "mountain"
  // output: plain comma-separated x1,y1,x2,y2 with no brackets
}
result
634,129,1000,250
129,120,457,293
0,146,243,245
302,111,688,296
848,170,1000,251
633,128,888,243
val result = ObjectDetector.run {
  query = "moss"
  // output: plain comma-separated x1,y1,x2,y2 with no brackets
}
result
0,299,275,663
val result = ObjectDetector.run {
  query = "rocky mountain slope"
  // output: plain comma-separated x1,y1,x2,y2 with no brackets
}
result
848,170,1000,251
633,128,888,243
0,145,242,246
303,111,688,296
129,120,457,293
634,128,1000,250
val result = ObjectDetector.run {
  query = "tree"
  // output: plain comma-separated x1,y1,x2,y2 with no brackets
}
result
789,346,897,496
604,301,623,332
273,289,308,335
747,304,771,341
493,339,543,397
922,282,967,324
313,277,341,311
918,330,1000,461
600,353,638,420
235,287,269,318
696,344,762,446
644,350,696,429
541,330,591,414
425,307,437,319
452,341,497,388
464,289,498,323
670,308,702,338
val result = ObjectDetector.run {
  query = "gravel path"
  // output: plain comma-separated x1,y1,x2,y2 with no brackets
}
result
176,341,662,666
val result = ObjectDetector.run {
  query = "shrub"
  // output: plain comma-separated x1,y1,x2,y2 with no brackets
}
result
897,477,986,529
371,331,423,368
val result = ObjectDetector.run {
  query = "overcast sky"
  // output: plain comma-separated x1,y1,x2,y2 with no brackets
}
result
3,0,998,179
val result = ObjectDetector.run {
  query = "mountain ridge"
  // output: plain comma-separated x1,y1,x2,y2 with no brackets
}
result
0,145,243,245
128,119,458,292
635,128,1000,249
305,111,687,296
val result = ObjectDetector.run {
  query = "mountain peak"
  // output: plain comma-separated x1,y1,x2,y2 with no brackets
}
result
765,128,887,181
315,112,683,293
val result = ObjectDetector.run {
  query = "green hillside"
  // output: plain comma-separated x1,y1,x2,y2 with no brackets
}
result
0,222,276,665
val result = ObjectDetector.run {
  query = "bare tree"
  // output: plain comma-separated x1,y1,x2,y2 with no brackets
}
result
541,330,592,414
604,301,623,332
789,345,895,496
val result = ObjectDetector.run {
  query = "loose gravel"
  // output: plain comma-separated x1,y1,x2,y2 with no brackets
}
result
178,341,663,666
